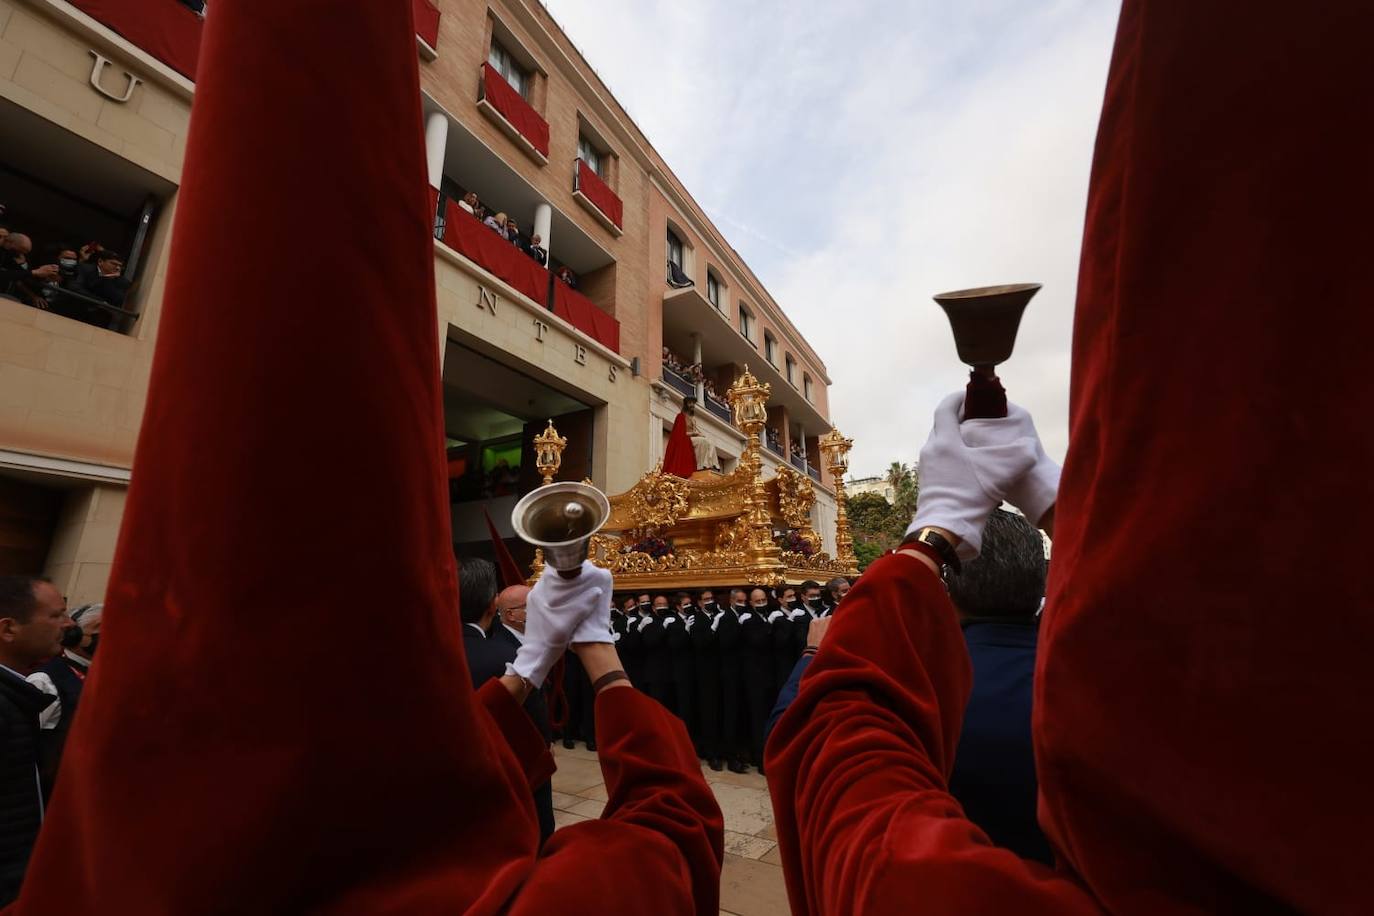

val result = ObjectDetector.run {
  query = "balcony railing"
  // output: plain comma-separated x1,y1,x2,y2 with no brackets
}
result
703,395,732,424
764,437,785,458
789,455,807,472
807,465,822,483
573,158,623,233
478,63,550,160
661,366,696,399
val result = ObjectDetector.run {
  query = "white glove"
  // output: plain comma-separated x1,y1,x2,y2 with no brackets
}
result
962,407,1060,526
767,610,785,623
508,561,614,687
26,672,60,730
908,392,1040,560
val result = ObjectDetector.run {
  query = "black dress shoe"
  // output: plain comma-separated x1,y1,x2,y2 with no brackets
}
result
562,738,576,750
708,758,724,772
727,760,748,774
584,739,596,752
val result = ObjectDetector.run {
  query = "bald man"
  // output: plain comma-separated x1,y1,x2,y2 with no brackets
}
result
489,583,554,844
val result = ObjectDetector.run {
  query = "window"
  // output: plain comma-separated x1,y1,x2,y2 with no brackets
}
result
488,41,529,98
706,272,721,309
667,229,684,269
578,136,602,176
764,332,777,366
785,354,796,385
739,304,754,342
804,374,814,402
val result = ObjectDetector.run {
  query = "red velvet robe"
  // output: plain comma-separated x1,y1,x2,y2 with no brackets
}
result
767,2,1374,913
662,411,697,479
6,1,721,912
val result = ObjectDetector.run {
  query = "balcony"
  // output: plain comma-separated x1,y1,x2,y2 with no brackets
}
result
661,286,829,433
477,64,550,164
573,158,623,236
435,195,620,354
807,465,822,484
413,0,440,58
661,366,696,399
703,394,732,424
66,0,440,81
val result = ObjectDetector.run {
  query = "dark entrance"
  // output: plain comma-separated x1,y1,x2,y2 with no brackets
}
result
443,339,596,573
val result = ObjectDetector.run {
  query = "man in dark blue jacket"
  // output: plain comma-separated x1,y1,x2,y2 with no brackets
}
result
766,509,1051,864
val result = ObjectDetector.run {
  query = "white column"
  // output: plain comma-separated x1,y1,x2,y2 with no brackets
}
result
424,111,448,189
534,202,553,255
797,423,806,468
692,333,704,401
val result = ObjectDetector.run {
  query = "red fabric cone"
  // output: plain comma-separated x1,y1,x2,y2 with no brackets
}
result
484,506,525,588
662,411,696,479
13,2,540,911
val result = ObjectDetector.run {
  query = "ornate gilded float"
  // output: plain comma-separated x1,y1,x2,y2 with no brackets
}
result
528,366,859,590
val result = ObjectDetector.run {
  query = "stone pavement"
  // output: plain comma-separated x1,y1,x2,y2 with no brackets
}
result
551,743,790,916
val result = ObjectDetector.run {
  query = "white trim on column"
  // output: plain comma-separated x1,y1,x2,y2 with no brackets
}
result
0,450,131,484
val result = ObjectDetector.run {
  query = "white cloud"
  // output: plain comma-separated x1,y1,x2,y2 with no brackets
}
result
541,0,1121,476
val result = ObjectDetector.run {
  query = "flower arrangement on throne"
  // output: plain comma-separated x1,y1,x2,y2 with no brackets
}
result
776,528,818,558
626,534,674,559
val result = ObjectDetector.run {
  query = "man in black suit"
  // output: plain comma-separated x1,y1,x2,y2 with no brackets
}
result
0,576,68,906
71,251,132,307
459,561,555,843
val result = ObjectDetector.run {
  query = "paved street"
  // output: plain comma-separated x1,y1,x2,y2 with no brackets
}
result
551,743,789,916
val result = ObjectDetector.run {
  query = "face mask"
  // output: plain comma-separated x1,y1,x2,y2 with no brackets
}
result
83,633,99,657
807,598,823,609
61,625,84,649
639,601,651,609
788,600,800,609
59,258,77,269
702,600,715,610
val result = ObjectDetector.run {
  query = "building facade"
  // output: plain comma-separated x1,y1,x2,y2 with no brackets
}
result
0,0,837,599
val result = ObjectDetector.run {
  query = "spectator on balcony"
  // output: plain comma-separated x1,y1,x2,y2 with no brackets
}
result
503,217,522,246
472,204,489,223
790,440,805,462
555,265,578,289
524,233,547,266
2,232,33,271
485,211,507,234
72,251,132,308
78,242,103,264
459,192,478,215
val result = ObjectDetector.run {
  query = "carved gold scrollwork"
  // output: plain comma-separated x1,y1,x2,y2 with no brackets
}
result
774,465,816,530
626,470,690,532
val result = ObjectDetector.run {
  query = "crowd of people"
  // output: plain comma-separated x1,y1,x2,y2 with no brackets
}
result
456,190,550,269
558,578,849,774
0,211,132,317
662,347,726,403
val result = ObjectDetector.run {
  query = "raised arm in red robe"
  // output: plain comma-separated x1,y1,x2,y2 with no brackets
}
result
766,1,1374,912
10,1,720,912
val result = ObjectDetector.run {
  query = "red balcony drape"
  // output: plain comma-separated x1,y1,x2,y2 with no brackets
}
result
575,159,623,229
441,201,550,307
481,62,550,157
552,280,620,354
412,0,440,49
70,0,202,79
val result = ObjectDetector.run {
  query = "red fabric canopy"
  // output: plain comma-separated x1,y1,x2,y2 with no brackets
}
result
482,62,550,157
412,0,440,49
551,280,620,354
576,158,623,229
661,412,695,479
442,200,550,307
71,0,202,79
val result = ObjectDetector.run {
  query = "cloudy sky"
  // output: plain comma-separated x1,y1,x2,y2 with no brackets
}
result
543,0,1122,477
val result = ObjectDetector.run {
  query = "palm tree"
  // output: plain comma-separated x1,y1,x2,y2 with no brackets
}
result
885,462,910,501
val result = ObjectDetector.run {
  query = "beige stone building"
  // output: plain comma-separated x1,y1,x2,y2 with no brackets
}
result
0,0,837,599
